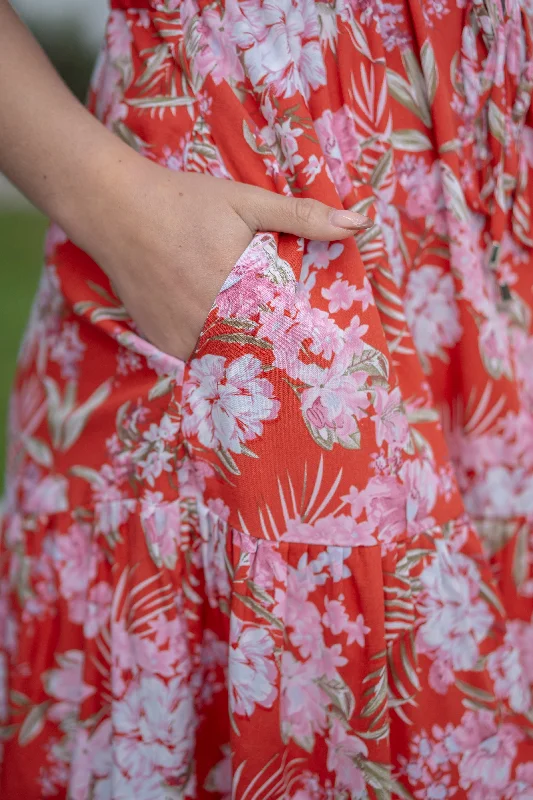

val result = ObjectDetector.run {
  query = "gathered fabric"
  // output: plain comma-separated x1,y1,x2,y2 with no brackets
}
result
3,0,533,796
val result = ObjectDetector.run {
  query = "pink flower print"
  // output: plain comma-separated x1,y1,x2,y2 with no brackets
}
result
145,347,186,382
301,240,344,288
109,618,137,685
318,642,348,680
119,330,185,380
316,515,376,545
486,621,533,713
234,0,327,100
289,779,327,800
206,497,231,523
400,458,438,534
107,11,133,61
176,456,214,499
376,3,411,51
249,540,287,591
182,353,280,454
83,582,113,639
352,276,374,312
416,542,493,671
303,154,325,184
229,623,278,716
331,105,361,163
55,522,100,599
43,650,95,723
342,314,369,357
478,312,512,378
275,116,305,170
304,307,344,361
132,630,185,679
204,747,232,800
341,485,366,519
94,490,136,538
422,0,451,28
98,770,164,800
140,491,181,569
69,720,112,800
306,396,331,429
283,514,376,546
0,581,17,657
428,657,455,695
23,540,59,621
114,674,196,778
322,279,358,313
20,264,63,370
304,240,344,271
281,652,328,745
507,620,533,684
453,711,523,793
362,474,407,545
371,386,410,447
23,474,69,516
314,107,360,199
160,137,191,172
289,599,324,659
49,321,86,380
216,236,280,319
300,356,370,441
91,50,127,127
261,308,305,378
507,762,533,799
400,158,446,232
323,600,371,647
286,553,322,601
195,7,244,85
342,0,379,27
404,265,462,366
326,717,368,794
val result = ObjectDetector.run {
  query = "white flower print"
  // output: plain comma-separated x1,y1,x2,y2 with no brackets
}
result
114,674,196,779
234,0,327,99
182,353,280,454
229,620,278,716
416,542,494,671
404,265,462,369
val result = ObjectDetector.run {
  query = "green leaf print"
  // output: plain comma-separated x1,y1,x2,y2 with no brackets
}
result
18,702,51,747
391,129,433,152
318,675,356,720
420,41,439,104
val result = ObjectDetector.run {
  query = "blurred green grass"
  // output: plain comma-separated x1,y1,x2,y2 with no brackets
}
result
0,210,48,487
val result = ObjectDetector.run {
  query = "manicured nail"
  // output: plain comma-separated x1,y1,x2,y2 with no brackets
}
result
329,210,373,229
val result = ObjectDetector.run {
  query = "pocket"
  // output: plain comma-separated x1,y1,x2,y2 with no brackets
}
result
110,232,276,374
185,231,297,363
186,232,263,360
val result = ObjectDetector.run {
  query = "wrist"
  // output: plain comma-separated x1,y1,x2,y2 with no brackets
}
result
54,131,144,256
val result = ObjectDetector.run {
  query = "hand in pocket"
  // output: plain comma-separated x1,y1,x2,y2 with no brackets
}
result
76,162,373,362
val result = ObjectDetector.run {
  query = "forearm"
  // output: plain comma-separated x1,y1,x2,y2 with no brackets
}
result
0,0,137,244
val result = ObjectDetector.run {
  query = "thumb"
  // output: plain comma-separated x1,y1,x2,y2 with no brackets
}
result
230,183,373,241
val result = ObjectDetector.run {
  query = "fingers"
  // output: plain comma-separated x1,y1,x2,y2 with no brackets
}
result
230,183,373,241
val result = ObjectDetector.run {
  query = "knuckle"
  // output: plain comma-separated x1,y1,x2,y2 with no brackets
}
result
294,198,316,226
241,196,264,232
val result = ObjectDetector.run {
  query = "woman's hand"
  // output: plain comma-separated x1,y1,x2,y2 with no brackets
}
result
75,157,373,361
0,2,371,363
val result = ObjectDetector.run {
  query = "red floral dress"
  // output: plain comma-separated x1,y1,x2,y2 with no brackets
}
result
2,0,533,797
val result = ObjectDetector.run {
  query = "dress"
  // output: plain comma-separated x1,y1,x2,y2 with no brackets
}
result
2,0,533,796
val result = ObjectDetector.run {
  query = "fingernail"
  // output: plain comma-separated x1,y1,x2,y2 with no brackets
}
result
329,210,373,229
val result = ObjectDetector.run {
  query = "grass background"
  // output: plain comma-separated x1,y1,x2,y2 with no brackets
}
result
0,211,48,486
0,17,97,489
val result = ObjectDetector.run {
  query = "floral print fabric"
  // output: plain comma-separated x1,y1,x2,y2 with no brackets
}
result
2,0,533,796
